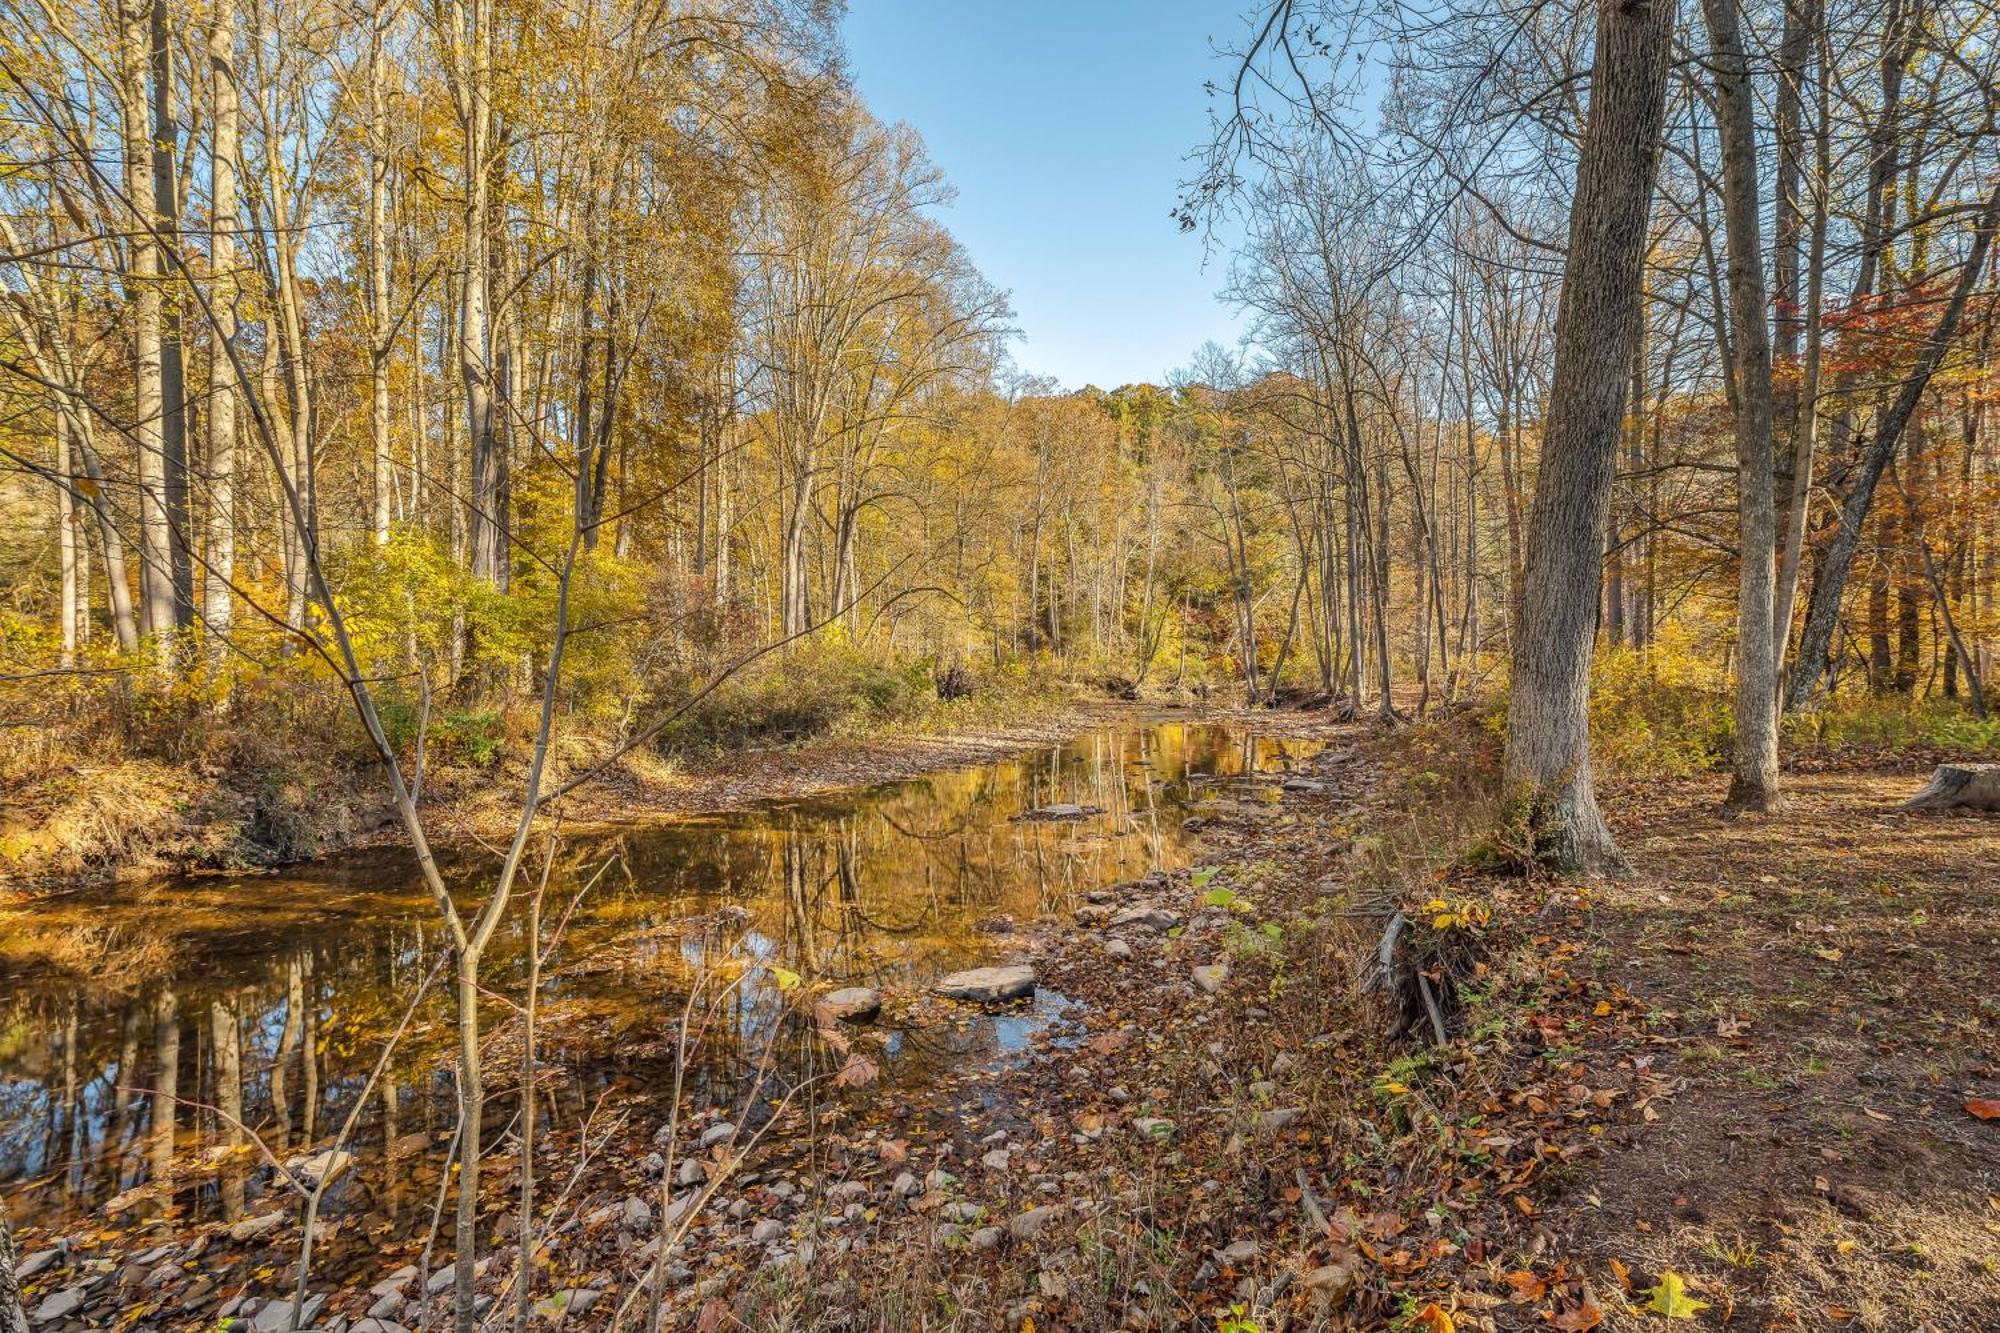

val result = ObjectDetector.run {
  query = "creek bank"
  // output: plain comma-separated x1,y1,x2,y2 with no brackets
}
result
1,698,1139,891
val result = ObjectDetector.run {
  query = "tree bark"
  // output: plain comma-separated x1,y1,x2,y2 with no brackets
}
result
1502,0,1674,873
1702,0,1782,811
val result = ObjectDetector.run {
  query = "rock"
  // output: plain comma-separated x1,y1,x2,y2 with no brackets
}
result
1132,1117,1176,1142
1901,762,2000,810
31,1286,88,1324
751,1219,785,1243
891,1171,920,1197
1254,1107,1303,1134
698,1122,737,1150
980,1148,1012,1172
1216,1239,1260,1264
933,965,1036,1002
1037,1271,1069,1300
425,1266,458,1295
825,1180,869,1207
17,1248,59,1281
820,987,882,1022
923,1168,958,1192
970,1226,1004,1251
532,1288,603,1319
285,1148,353,1186
1020,803,1102,821
352,1322,412,1333
1108,905,1178,932
229,1211,288,1243
941,1201,984,1224
387,1130,431,1159
637,1151,667,1178
622,1195,654,1230
1281,777,1325,793
676,1158,707,1186
1248,1080,1276,1101
1007,1205,1062,1241
1302,1260,1361,1310
1107,1085,1131,1103
1103,938,1134,960
366,1292,404,1319
1192,964,1230,994
254,1293,324,1331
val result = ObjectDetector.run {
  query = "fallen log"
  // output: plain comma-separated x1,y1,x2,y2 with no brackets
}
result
1900,762,2000,812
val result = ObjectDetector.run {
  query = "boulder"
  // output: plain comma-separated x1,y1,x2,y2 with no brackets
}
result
933,965,1036,1002
819,987,882,1022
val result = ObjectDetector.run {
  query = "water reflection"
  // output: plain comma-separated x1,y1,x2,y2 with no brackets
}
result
0,720,1316,1239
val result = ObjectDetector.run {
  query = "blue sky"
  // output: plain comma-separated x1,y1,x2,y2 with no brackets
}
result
842,1,1253,391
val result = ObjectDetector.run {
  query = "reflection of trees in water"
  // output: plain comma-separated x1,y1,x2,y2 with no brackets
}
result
0,721,1324,1234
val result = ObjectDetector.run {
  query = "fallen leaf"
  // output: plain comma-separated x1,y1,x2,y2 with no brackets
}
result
1412,1304,1455,1333
1965,1098,2000,1121
1503,1269,1546,1302
1549,1301,1604,1331
1609,1257,1633,1292
1645,1271,1710,1319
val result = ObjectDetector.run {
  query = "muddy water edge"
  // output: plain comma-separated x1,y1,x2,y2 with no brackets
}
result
0,714,1332,1317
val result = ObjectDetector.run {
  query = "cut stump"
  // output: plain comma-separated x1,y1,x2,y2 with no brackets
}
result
1900,763,2000,812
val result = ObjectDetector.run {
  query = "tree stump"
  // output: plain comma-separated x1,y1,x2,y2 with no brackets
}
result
1900,763,2000,812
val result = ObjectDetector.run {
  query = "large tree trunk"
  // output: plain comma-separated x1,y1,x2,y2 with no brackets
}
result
1502,0,1674,873
1702,0,1782,811
121,0,174,657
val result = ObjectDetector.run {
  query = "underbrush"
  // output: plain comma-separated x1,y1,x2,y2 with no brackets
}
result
656,646,1060,756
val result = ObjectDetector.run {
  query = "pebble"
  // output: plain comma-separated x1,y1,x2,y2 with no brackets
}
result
891,1171,920,1197
970,1226,1004,1251
622,1195,654,1230
1192,964,1230,994
637,1151,667,1178
980,1148,1011,1172
228,1211,288,1243
698,1122,737,1150
1007,1205,1062,1240
1217,1239,1260,1264
1104,937,1134,960
676,1158,707,1186
751,1219,785,1243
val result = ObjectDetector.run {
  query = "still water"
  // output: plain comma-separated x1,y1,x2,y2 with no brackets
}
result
0,719,1318,1240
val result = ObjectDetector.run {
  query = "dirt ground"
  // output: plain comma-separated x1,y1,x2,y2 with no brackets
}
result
1559,769,2000,1332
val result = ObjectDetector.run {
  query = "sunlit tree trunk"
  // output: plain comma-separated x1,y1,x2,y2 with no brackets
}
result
1702,0,1781,811
1502,0,1673,873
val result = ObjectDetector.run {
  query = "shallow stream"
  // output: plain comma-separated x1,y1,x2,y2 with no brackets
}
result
0,717,1320,1245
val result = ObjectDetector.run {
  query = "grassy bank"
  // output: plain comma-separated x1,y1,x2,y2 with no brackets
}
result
0,647,1084,889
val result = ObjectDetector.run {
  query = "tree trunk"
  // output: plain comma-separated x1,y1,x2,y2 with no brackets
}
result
205,0,240,667
1702,0,1782,810
1502,0,1674,873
